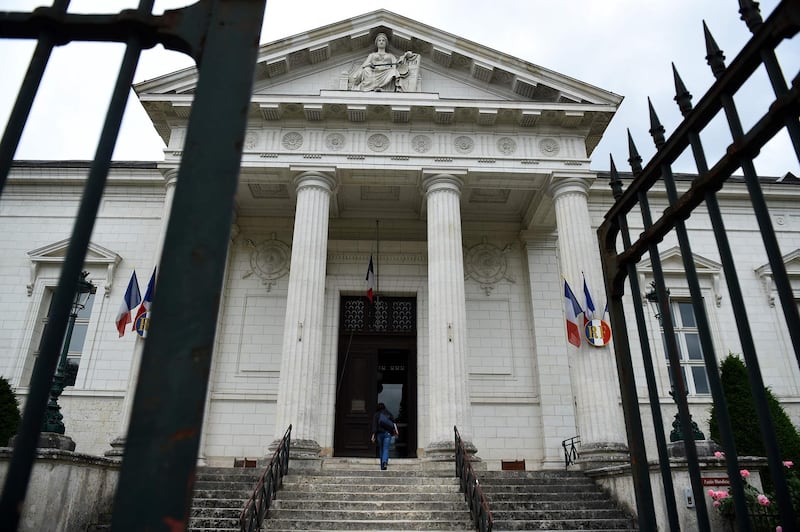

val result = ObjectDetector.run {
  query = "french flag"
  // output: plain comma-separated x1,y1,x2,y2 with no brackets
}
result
365,255,375,303
115,271,141,337
564,279,583,348
583,276,596,325
133,267,156,336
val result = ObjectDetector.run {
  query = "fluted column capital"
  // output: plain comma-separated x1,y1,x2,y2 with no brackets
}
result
546,173,595,200
422,172,466,196
293,171,337,193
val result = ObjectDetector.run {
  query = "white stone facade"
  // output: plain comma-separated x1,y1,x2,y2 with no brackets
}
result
1,10,799,474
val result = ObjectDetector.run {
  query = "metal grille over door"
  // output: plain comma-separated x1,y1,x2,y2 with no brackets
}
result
342,296,416,333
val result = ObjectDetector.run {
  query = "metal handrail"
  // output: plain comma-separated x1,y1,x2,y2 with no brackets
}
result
239,424,292,532
561,435,580,468
454,426,493,532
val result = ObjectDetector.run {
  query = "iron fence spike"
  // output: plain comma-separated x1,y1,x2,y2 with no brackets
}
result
626,129,643,175
609,154,624,199
647,97,667,148
738,0,763,33
671,63,693,118
703,21,727,79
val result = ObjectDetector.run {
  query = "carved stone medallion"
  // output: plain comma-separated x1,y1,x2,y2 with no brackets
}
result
367,133,390,152
453,136,474,154
411,135,431,153
326,133,346,151
539,138,560,157
245,236,291,291
282,132,303,150
244,132,258,150
497,137,517,155
464,238,515,295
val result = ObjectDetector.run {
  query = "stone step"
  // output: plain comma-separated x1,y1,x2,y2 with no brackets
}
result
282,475,460,486
277,490,464,503
490,519,637,531
488,499,622,511
263,518,475,530
268,509,472,521
274,499,467,511
490,508,633,520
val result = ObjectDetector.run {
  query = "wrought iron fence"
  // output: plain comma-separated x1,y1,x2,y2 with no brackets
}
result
455,426,493,532
239,425,292,532
0,1,266,530
598,0,800,531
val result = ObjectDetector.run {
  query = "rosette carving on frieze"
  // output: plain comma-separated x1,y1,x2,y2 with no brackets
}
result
464,237,515,295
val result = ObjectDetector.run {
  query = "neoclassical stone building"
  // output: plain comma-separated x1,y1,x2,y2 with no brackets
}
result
2,10,799,472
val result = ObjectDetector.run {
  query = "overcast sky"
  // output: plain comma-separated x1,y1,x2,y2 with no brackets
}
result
1,0,798,177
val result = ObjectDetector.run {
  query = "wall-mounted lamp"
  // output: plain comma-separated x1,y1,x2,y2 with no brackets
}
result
447,322,453,343
298,321,303,342
644,281,669,323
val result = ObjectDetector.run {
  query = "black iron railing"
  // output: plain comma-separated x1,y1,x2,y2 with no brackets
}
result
0,2,266,530
561,436,580,468
455,426,493,532
598,1,800,531
239,425,292,532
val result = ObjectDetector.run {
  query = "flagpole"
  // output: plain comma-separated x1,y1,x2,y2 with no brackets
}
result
375,219,380,301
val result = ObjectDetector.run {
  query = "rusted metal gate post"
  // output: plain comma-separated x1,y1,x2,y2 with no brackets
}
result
0,1,266,530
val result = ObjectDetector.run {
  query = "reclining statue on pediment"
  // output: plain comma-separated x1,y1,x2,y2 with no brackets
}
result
347,32,420,92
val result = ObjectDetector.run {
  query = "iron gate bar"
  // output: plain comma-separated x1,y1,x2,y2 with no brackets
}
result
599,0,800,529
0,1,267,531
0,0,69,195
608,156,679,532
600,0,799,260
0,0,157,527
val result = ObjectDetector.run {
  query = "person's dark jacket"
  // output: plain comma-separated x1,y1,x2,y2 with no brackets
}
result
371,408,395,437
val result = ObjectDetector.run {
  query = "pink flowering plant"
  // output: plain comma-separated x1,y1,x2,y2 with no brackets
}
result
707,459,800,530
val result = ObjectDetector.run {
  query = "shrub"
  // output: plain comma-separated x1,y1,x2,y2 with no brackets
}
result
709,354,800,463
0,376,21,447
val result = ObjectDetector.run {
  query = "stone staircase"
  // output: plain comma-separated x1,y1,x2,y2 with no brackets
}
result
478,470,638,531
189,466,262,531
263,458,475,531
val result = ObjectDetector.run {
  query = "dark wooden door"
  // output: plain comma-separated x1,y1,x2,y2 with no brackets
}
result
333,338,378,457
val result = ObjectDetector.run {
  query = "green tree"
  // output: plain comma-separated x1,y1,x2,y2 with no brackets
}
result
709,354,800,462
0,376,21,447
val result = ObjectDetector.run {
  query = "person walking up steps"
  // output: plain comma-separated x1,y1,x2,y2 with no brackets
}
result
371,402,398,470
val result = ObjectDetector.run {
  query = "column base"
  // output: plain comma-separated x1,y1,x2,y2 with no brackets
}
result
266,438,322,472
104,435,126,459
575,442,629,469
424,439,480,463
10,431,76,452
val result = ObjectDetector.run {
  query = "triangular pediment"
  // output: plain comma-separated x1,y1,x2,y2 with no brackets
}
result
135,9,621,154
26,239,121,296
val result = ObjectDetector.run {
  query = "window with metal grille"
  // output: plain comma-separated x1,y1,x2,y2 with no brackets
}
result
29,288,95,387
663,300,710,395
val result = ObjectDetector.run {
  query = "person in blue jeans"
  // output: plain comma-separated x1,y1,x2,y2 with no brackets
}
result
371,402,397,470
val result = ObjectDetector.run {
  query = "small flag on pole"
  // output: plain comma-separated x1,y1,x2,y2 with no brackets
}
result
115,271,141,337
583,275,596,325
133,267,156,337
365,255,375,303
564,279,584,348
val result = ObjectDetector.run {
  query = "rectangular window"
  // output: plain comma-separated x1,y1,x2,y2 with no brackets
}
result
664,300,710,395
30,289,96,387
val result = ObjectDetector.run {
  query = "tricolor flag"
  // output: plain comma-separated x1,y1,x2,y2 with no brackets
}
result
133,267,156,337
564,279,584,348
365,256,375,303
115,271,141,337
583,275,596,325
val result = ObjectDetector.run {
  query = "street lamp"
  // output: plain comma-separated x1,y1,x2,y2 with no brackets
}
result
644,280,668,323
42,271,96,435
644,280,705,442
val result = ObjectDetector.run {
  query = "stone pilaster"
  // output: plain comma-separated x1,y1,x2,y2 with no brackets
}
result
422,173,475,459
273,171,335,464
106,168,178,459
549,174,627,467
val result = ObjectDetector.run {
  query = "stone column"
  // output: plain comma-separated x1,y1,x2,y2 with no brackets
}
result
548,174,627,466
273,171,335,462
422,173,475,458
107,168,178,458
